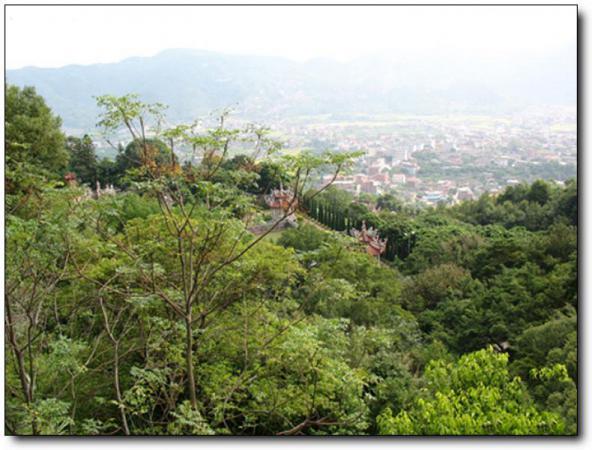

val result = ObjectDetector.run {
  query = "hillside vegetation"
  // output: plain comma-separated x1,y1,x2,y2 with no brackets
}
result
5,85,577,435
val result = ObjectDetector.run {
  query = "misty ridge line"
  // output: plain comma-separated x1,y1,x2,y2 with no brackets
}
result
6,46,576,132
6,41,577,71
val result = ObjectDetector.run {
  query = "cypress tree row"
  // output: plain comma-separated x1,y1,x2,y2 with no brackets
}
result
301,191,419,262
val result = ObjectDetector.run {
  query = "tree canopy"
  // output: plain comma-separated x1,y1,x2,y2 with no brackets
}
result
4,86,577,436
5,85,68,198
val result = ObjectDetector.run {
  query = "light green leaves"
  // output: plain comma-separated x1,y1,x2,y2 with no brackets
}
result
377,347,566,435
95,94,167,136
26,399,75,435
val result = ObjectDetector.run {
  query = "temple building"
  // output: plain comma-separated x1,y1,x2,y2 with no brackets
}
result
350,221,387,258
64,172,77,187
248,185,299,235
264,185,298,224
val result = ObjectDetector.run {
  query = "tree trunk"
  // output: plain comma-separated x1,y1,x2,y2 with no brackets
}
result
185,316,198,410
5,295,37,434
113,342,130,436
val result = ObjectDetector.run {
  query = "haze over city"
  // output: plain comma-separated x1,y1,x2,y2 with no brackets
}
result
6,4,577,208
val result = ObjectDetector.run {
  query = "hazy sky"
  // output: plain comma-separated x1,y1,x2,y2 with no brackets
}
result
5,4,577,70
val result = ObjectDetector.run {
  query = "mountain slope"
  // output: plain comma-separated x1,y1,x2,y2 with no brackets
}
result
7,47,576,133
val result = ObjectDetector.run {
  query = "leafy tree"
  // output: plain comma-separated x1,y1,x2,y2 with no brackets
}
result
5,187,87,434
93,93,360,417
377,347,566,435
278,223,330,252
529,364,577,434
97,158,120,186
257,160,291,194
402,263,473,313
200,317,369,435
5,84,68,199
513,310,577,381
552,179,577,226
497,182,530,204
527,180,552,205
115,138,172,181
376,193,403,212
66,135,98,186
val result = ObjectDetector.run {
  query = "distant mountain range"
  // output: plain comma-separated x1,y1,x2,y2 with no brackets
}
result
7,47,576,133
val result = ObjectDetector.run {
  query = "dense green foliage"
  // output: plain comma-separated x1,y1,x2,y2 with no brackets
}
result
5,85,68,202
377,348,565,435
5,87,577,436
66,135,98,186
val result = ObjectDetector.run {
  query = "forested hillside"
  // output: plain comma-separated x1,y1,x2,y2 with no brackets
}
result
5,85,577,435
